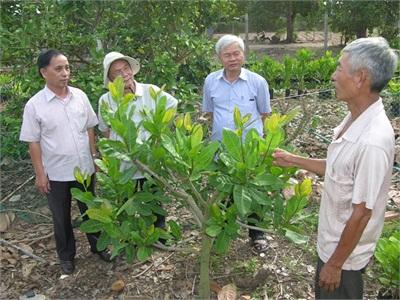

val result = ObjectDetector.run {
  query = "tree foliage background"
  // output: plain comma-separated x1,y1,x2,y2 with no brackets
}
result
1,0,398,160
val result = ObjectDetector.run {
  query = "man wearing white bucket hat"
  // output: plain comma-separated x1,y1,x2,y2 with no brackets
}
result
98,51,178,237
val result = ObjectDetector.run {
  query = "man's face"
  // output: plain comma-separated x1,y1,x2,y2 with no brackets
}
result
331,54,358,102
108,59,134,90
219,43,245,73
40,55,70,90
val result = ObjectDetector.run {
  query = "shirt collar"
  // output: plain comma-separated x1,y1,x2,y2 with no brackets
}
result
218,68,247,82
333,98,384,143
134,81,143,97
44,85,72,102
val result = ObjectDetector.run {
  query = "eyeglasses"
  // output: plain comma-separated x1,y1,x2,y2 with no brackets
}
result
109,63,132,78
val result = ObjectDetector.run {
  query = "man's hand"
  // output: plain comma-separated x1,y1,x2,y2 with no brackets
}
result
319,262,342,292
35,174,50,194
272,148,297,167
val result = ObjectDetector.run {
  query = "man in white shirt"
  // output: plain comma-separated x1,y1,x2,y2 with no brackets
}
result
98,51,178,240
273,37,398,299
20,49,111,275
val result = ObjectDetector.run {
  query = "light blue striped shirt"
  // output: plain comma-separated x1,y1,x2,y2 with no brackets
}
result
202,68,271,141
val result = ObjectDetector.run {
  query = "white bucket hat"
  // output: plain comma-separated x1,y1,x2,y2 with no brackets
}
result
103,51,140,88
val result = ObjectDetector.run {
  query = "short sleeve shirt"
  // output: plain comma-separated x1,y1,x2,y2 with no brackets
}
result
20,86,98,181
317,99,395,270
202,68,271,141
98,81,178,178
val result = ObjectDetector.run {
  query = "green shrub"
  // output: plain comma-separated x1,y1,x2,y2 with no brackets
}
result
374,230,400,289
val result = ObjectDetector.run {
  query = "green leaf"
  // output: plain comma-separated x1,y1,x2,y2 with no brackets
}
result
193,141,219,172
125,245,135,264
71,188,95,207
86,207,113,223
214,231,230,254
183,112,192,131
149,86,157,100
233,185,252,216
117,198,135,216
96,232,110,252
80,219,103,233
137,246,152,261
206,224,222,237
74,167,84,184
162,107,176,123
285,229,308,244
190,124,203,149
222,130,241,161
233,106,241,129
168,220,182,239
248,187,270,206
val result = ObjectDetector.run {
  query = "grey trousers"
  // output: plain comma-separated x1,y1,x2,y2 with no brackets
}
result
315,257,365,299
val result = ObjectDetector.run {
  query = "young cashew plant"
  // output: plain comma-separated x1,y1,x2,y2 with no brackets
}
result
73,77,312,299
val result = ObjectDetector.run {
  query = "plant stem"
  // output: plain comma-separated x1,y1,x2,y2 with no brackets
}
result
236,219,275,234
133,159,204,227
198,232,213,300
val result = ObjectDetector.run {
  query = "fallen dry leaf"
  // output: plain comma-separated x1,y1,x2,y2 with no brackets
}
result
22,262,37,278
0,212,16,232
111,279,125,293
218,283,237,300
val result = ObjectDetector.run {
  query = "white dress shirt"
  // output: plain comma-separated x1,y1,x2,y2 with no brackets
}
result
20,86,98,181
317,98,395,270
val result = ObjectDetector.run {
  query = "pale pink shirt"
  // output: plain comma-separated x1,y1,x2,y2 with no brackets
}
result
20,86,98,181
317,98,395,270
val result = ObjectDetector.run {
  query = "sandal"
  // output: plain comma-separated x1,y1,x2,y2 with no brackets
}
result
251,238,269,254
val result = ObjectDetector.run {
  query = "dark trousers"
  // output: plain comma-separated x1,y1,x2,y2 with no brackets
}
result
47,175,99,261
136,178,165,228
315,257,364,299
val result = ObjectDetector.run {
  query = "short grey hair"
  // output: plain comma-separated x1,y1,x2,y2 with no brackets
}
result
215,34,245,55
343,37,398,92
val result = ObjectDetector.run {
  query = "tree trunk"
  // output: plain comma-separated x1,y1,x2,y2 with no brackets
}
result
198,233,213,299
285,1,296,43
356,27,367,38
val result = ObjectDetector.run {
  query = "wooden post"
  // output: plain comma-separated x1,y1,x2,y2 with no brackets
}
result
323,8,328,52
245,13,249,55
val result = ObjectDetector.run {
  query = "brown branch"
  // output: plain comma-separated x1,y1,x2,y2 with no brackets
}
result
131,252,175,279
236,220,275,234
0,238,47,263
1,175,34,203
152,236,196,252
133,159,204,226
1,209,51,221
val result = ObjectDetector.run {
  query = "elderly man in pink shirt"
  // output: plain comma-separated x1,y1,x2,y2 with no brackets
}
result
273,37,397,299
20,49,112,275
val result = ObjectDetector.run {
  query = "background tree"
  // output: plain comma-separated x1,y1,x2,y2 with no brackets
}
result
328,0,399,45
0,0,240,159
246,0,321,43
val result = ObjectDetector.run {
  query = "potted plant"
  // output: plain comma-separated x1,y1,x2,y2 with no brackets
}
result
282,55,296,98
293,49,314,98
386,79,400,117
315,51,337,100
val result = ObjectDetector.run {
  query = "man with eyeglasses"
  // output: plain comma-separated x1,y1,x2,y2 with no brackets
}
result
202,34,272,254
98,52,178,241
20,49,112,275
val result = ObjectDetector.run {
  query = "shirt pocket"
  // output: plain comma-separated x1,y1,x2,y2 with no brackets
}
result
234,91,257,114
39,113,58,135
69,104,88,133
325,167,354,223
